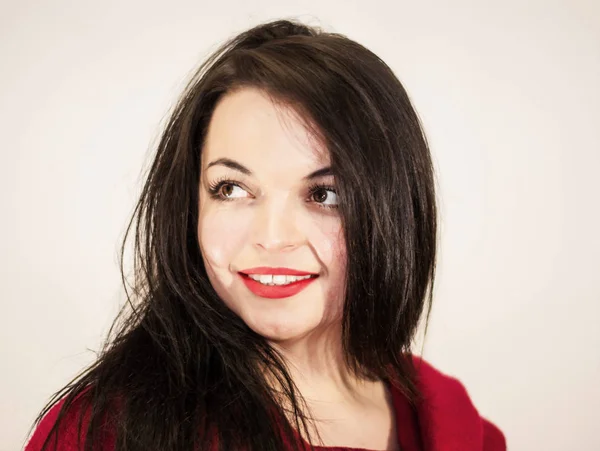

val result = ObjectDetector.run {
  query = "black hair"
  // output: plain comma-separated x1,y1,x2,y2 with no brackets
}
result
28,18,437,451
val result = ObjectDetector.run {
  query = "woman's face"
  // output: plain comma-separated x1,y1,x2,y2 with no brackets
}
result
197,87,347,343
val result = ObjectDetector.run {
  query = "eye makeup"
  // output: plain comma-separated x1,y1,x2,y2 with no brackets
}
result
307,182,338,209
207,176,251,201
206,176,338,209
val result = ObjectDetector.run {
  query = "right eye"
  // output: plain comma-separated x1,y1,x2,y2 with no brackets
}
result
208,180,250,201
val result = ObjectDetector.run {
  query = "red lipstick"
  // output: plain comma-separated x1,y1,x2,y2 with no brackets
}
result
238,267,319,299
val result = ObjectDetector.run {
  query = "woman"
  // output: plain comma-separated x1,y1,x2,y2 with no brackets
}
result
25,19,506,451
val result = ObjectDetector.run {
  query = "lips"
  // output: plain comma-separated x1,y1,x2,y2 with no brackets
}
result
238,272,318,299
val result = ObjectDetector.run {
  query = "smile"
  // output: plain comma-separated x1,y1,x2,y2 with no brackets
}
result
238,272,318,299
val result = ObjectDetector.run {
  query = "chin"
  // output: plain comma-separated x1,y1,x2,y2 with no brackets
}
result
243,311,321,344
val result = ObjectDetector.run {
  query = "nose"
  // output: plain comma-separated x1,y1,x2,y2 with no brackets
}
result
251,196,304,252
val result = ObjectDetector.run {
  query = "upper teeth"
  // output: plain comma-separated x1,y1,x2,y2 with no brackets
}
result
248,274,314,285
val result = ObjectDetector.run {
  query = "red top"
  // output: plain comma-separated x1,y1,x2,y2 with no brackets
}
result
25,356,506,451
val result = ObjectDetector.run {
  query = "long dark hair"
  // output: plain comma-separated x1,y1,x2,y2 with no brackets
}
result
28,18,437,451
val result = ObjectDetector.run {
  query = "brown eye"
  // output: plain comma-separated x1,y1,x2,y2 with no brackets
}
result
220,184,234,198
312,188,328,203
219,183,247,199
309,185,338,208
208,180,249,201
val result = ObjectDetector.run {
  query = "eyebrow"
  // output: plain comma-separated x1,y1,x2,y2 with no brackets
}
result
205,157,333,180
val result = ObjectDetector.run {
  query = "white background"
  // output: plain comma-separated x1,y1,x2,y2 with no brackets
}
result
1,1,599,450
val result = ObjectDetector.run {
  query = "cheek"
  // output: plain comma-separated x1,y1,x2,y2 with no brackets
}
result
309,218,347,303
197,205,250,287
310,210,346,266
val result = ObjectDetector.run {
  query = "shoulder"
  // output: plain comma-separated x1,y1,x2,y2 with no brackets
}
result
407,354,507,451
25,388,116,451
25,394,86,451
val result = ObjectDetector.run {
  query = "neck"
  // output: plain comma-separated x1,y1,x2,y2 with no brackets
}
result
266,323,380,406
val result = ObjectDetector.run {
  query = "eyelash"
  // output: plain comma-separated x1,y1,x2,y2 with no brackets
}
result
207,177,339,209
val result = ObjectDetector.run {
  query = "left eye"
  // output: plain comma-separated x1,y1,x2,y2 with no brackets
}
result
311,187,338,206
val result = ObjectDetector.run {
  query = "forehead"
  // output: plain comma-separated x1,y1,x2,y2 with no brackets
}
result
202,87,329,174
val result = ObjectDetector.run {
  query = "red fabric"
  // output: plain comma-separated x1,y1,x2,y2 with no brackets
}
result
407,356,506,451
25,356,505,451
